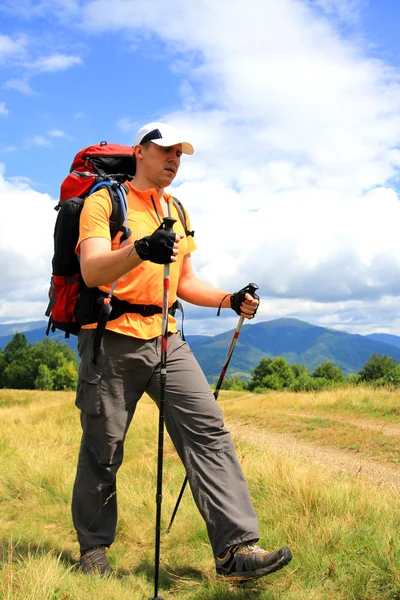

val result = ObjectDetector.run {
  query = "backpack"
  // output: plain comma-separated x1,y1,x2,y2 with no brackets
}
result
45,141,192,353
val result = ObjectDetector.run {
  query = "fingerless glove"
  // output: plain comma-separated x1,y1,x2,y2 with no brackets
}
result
134,223,176,264
230,284,260,317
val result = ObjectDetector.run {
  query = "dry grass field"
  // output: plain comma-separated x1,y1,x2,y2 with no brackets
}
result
0,386,399,599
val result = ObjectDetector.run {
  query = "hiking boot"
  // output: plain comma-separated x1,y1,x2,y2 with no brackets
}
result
216,543,292,581
80,546,112,576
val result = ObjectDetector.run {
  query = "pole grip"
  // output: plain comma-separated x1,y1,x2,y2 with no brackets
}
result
163,216,177,231
247,282,259,297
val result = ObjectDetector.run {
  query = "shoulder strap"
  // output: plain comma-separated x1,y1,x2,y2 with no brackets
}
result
89,181,131,241
109,184,130,241
172,196,194,238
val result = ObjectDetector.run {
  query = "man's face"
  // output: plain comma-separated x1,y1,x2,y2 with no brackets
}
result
137,142,182,188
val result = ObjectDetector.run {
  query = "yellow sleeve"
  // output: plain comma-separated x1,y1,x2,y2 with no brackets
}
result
76,188,113,254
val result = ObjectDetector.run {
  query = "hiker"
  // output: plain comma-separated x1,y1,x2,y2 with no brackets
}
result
71,121,293,580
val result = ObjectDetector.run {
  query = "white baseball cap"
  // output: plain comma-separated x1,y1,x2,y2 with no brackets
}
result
134,122,194,155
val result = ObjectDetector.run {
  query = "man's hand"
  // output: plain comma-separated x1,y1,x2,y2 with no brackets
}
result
134,223,183,264
230,285,260,319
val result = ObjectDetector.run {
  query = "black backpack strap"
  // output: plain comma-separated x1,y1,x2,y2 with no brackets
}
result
90,181,131,242
109,183,132,242
93,297,112,364
172,196,194,238
167,299,185,341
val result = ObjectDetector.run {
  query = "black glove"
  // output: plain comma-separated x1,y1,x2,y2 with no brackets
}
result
134,222,176,264
230,284,260,318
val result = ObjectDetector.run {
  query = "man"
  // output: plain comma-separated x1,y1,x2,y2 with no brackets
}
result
72,121,293,581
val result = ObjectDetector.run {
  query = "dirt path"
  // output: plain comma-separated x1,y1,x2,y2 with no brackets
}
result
288,412,400,437
227,420,400,491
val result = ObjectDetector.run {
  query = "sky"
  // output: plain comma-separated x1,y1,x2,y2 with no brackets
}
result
1,0,400,337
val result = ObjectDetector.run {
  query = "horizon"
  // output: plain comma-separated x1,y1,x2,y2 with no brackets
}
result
0,315,398,340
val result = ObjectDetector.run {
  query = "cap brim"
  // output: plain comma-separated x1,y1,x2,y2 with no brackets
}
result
151,138,194,155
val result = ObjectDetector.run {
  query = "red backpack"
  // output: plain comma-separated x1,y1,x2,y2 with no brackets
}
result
45,141,135,338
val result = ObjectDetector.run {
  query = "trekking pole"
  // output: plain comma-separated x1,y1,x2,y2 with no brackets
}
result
166,283,259,534
149,216,177,600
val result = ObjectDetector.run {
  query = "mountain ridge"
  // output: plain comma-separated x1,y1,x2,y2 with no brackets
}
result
2,318,400,382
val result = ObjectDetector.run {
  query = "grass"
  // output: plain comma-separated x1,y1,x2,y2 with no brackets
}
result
0,388,399,599
219,387,400,463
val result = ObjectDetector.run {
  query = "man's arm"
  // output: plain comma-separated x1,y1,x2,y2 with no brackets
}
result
80,230,182,288
80,237,143,288
177,255,258,318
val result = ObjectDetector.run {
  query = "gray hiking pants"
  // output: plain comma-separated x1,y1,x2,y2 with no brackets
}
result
71,329,259,557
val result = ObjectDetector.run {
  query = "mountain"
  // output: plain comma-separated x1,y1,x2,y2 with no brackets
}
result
365,332,400,349
187,318,400,381
0,320,78,352
0,320,49,338
3,317,400,382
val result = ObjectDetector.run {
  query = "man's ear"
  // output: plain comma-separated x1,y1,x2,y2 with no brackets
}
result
134,144,144,160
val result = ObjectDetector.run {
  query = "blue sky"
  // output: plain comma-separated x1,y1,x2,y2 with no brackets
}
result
2,0,400,336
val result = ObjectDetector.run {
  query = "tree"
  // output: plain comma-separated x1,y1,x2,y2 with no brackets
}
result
4,333,29,363
248,357,295,391
383,364,400,387
1,334,36,388
347,373,360,385
52,361,78,390
0,333,78,391
34,364,54,390
312,361,345,382
2,361,33,390
30,338,77,371
358,354,398,383
291,363,308,378
30,338,78,390
220,375,248,391
0,349,6,386
290,373,330,392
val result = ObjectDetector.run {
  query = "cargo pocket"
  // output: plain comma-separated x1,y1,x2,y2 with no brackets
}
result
75,330,103,416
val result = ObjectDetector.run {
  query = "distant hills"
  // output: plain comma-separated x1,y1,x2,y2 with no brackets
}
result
365,332,400,349
2,317,400,382
0,320,78,352
186,318,400,381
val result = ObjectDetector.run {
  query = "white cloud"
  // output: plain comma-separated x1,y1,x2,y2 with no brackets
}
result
0,102,8,116
0,33,27,62
48,129,66,138
116,117,138,134
0,0,80,19
4,77,35,96
172,180,400,300
25,135,53,148
182,293,400,337
311,0,363,23
0,165,56,321
48,129,72,140
23,131,71,148
80,0,400,197
0,31,83,95
31,53,82,73
0,146,17,153
76,0,400,333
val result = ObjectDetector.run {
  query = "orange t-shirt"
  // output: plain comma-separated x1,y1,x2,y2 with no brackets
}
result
76,181,197,339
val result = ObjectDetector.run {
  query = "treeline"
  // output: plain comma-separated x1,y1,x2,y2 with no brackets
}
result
221,354,400,392
2,333,400,393
0,333,78,391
